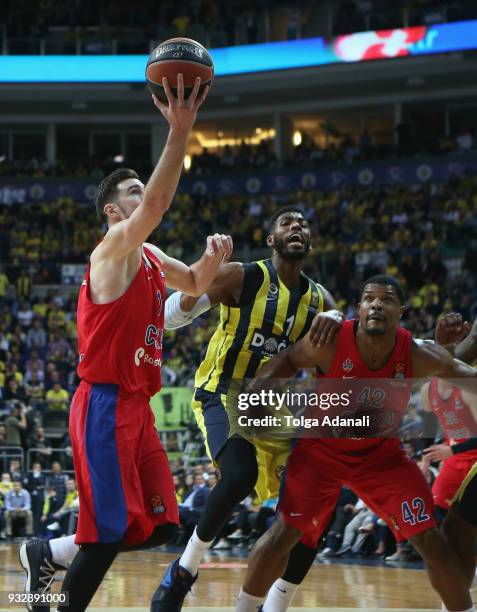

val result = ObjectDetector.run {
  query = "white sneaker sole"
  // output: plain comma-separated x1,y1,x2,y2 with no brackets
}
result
18,544,33,612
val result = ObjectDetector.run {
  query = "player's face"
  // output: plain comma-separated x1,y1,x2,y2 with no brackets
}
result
268,212,311,261
358,284,404,336
113,178,145,219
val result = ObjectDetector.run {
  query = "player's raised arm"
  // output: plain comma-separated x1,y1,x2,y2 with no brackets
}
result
145,235,233,297
252,332,334,383
164,262,245,329
412,339,477,391
97,75,208,261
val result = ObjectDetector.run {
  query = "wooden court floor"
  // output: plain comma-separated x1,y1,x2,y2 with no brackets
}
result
0,543,456,610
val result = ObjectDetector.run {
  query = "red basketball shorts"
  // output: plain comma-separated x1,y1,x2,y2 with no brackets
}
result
69,381,178,546
432,450,477,510
279,438,436,547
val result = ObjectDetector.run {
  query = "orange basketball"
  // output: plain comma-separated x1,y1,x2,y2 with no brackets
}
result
146,38,214,102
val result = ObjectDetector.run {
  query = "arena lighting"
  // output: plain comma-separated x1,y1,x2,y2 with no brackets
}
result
194,129,275,149
183,155,192,171
0,19,476,82
293,131,302,146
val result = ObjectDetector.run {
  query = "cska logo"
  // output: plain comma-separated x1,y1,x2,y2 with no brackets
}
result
342,358,353,373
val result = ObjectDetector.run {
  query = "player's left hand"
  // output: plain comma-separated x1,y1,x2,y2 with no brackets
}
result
435,312,470,348
423,443,452,462
309,310,344,347
204,234,233,262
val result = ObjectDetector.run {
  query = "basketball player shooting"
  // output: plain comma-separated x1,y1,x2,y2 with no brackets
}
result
19,75,232,612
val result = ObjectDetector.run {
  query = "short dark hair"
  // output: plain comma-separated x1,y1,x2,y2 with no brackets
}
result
268,206,304,232
360,274,404,304
94,168,139,220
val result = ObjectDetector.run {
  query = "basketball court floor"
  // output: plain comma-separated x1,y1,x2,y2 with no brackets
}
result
0,542,460,611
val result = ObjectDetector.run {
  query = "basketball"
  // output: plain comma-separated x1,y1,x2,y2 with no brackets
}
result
146,38,214,102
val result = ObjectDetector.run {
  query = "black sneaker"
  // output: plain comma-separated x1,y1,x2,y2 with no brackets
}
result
19,539,65,612
150,558,197,611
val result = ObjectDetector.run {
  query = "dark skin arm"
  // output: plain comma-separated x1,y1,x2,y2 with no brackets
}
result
250,331,337,384
412,339,477,393
434,312,470,353
180,270,343,345
455,318,477,364
179,261,245,309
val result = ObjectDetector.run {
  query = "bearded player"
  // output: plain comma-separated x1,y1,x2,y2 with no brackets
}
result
19,76,233,612
235,276,476,612
152,207,343,611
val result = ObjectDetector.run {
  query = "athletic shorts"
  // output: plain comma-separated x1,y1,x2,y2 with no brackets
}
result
451,460,477,527
70,381,178,546
279,438,436,547
432,451,477,510
192,387,291,501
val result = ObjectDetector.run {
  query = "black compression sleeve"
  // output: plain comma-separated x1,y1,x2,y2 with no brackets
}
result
451,438,477,454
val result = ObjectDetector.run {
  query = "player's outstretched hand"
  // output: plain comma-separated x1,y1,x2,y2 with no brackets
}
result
309,310,344,347
204,233,233,262
423,443,452,462
152,73,209,134
435,312,470,348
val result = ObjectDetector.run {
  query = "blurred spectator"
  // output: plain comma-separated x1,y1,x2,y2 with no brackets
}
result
23,461,46,536
46,461,68,506
4,403,27,446
9,459,24,482
28,427,52,465
45,478,78,536
40,485,62,537
26,319,48,351
46,382,69,412
4,480,33,538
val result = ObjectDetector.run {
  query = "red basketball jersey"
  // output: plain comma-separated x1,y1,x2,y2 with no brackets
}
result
317,319,413,450
77,246,165,398
428,378,476,444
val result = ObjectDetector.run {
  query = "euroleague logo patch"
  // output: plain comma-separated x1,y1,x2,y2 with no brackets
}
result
342,358,354,373
150,495,165,515
392,361,406,378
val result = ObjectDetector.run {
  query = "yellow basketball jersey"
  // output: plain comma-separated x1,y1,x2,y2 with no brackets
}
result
195,259,324,394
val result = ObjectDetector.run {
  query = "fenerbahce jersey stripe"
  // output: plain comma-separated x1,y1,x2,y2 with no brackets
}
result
195,259,324,395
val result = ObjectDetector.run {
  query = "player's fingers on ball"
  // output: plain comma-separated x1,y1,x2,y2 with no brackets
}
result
152,94,166,112
177,73,185,105
162,77,175,106
196,85,210,109
188,77,201,106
